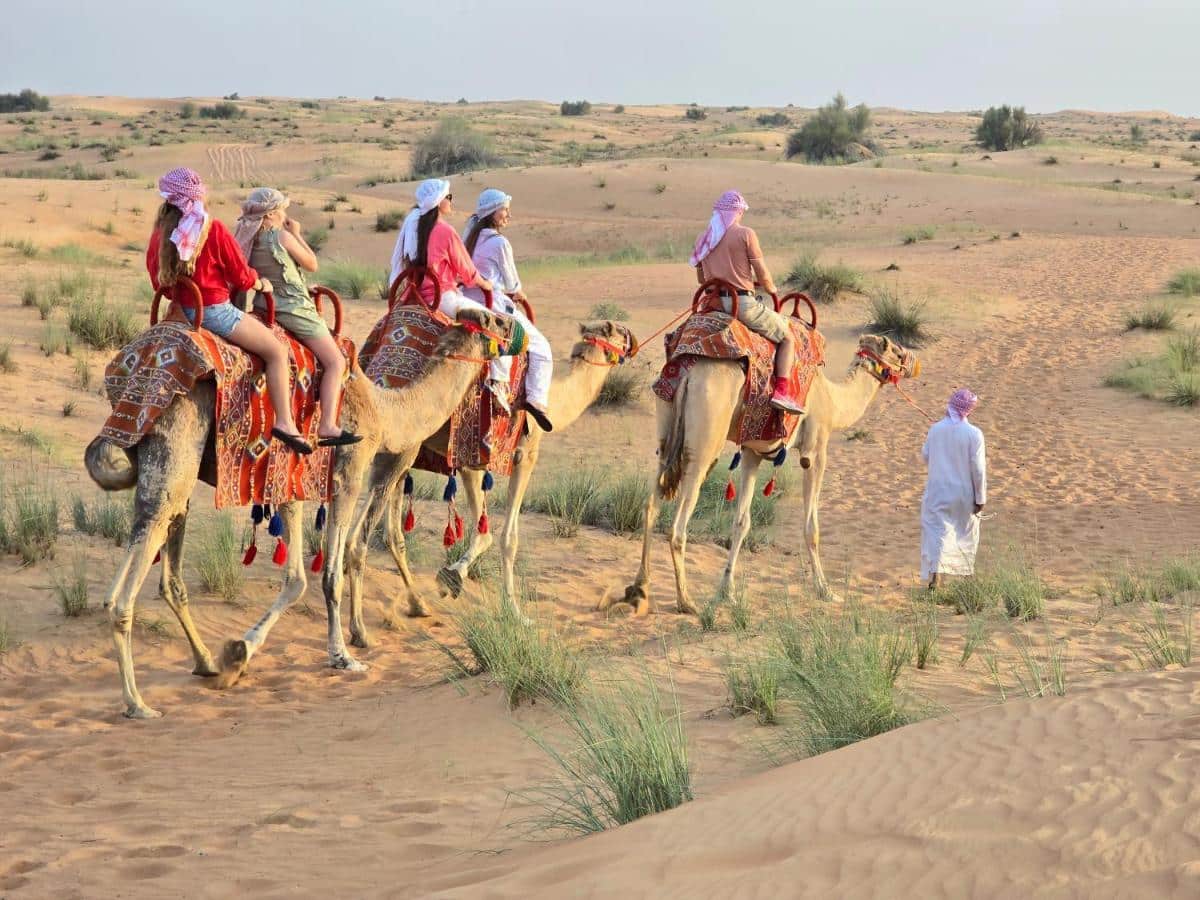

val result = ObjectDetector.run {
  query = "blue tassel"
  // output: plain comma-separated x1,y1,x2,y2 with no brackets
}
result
251,503,265,525
442,474,458,502
774,447,788,467
729,451,742,471
268,511,283,538
403,473,414,496
482,471,494,491
315,504,326,532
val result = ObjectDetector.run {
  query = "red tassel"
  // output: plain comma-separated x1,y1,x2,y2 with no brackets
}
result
310,549,325,572
724,479,736,502
763,478,776,497
242,543,258,566
272,538,287,566
478,512,489,535
443,523,456,547
403,507,415,533
153,550,161,565
454,514,465,541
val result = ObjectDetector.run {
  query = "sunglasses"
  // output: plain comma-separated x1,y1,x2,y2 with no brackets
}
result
445,193,453,203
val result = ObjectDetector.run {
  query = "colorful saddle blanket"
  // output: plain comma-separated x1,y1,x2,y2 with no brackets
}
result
358,304,529,477
652,311,825,445
100,312,351,508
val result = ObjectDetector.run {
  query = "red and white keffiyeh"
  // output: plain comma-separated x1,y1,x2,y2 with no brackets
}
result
158,167,209,263
689,190,749,267
948,388,980,421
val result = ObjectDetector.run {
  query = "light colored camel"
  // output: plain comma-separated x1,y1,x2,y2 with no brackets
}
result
84,307,513,718
607,333,920,615
341,321,637,646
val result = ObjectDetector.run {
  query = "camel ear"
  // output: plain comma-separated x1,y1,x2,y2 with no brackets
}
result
579,322,589,337
604,321,616,337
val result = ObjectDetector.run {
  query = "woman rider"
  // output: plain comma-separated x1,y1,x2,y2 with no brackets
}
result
388,178,553,432
691,190,802,414
233,187,360,446
461,188,553,427
146,167,312,454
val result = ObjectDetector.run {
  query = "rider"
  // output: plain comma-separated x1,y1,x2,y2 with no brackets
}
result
147,167,312,454
691,190,802,414
461,189,554,429
234,187,361,446
388,178,553,432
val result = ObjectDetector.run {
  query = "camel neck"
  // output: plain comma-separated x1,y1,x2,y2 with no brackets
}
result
546,346,613,430
825,364,884,430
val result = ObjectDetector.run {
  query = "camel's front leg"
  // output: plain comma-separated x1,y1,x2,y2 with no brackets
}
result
612,482,661,617
437,467,493,599
322,456,372,672
719,450,763,599
498,445,539,610
364,451,425,630
217,501,307,687
157,504,217,677
802,443,836,602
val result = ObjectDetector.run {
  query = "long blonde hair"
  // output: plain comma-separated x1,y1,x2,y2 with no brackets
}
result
153,202,186,286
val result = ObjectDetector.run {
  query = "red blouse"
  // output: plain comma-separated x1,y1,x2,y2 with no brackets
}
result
146,218,258,307
415,219,480,303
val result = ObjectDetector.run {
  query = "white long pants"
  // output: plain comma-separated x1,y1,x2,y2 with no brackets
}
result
438,289,553,409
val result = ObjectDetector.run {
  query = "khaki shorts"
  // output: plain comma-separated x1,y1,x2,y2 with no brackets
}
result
254,298,331,340
719,294,789,343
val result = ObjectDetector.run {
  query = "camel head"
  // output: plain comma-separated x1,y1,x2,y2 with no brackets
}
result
573,321,639,365
852,333,921,384
438,307,517,360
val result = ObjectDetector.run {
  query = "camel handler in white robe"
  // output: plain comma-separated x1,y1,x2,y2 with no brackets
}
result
921,388,987,589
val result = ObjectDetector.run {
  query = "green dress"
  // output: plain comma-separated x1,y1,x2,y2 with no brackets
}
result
249,227,329,339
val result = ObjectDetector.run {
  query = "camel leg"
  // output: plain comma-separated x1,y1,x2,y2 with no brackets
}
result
216,501,307,688
321,450,372,672
498,444,539,610
355,451,425,635
610,483,661,617
719,450,764,599
667,462,709,616
157,505,218,677
802,442,836,602
437,468,494,599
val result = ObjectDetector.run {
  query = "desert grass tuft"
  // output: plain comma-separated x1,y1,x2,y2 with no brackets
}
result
784,252,864,303
0,340,15,374
321,259,389,300
53,553,89,617
194,511,244,602
726,654,784,724
901,225,936,245
72,494,131,545
866,285,929,346
0,618,10,653
1167,268,1200,297
1011,631,1068,697
911,598,939,669
1125,304,1176,332
4,473,60,564
67,296,139,349
587,301,629,321
960,612,991,665
1134,600,1194,669
594,367,643,408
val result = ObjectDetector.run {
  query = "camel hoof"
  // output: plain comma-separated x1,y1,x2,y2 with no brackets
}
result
192,658,220,678
407,600,432,618
437,567,464,598
676,598,699,616
214,639,250,690
331,654,368,673
349,630,372,650
621,583,647,605
124,703,163,719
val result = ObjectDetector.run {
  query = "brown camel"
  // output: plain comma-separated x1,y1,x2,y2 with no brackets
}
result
341,321,637,646
606,333,920,615
84,307,513,718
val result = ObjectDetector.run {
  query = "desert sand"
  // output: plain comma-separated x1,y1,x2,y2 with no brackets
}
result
1,97,1200,898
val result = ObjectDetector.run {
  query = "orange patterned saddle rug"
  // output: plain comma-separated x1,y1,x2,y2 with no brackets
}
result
358,304,529,477
100,315,352,508
652,311,825,445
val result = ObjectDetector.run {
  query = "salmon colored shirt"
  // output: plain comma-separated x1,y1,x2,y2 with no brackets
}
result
416,219,479,304
146,218,258,306
696,223,763,292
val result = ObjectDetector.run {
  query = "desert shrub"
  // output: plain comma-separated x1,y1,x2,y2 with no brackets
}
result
54,554,89,617
587,301,629,321
901,225,936,244
1166,374,1200,407
1104,556,1200,605
4,237,38,257
321,259,389,300
0,341,14,374
1167,330,1200,372
1126,304,1176,331
727,654,785,724
67,297,139,349
299,100,319,110
409,118,500,179
994,562,1045,620
756,112,790,127
72,494,131,545
40,321,73,356
601,471,648,534
374,209,405,232
4,475,60,564
1130,123,1145,143
305,225,329,252
866,286,929,346
0,618,10,653
179,102,196,119
1135,600,1194,669
199,102,242,120
684,107,707,121
785,93,873,163
784,252,863,302
194,511,243,602
975,105,1044,151
442,597,586,707
594,367,643,407
613,104,625,113
518,668,692,835
0,90,50,113
528,467,604,538
1167,269,1200,297
560,100,593,116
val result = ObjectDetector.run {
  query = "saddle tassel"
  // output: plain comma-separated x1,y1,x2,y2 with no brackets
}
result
403,502,416,533
310,549,325,572
272,538,287,566
724,479,736,502
478,511,489,535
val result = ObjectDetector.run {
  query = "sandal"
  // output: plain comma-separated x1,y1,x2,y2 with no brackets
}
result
521,401,553,433
271,428,314,455
317,430,364,447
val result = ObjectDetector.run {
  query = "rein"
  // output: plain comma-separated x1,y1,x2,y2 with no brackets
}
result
445,319,511,365
855,348,935,422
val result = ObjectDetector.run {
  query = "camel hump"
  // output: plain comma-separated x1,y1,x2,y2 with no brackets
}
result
85,437,137,491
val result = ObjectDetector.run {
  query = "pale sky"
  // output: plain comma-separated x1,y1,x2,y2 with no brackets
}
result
3,0,1198,116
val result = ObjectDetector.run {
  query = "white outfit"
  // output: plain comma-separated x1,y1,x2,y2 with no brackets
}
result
462,228,553,409
920,416,987,580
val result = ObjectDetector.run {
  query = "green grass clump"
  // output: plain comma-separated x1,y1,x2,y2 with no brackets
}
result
40,321,73,356
0,340,15,374
3,475,60,564
900,225,936,245
67,297,139,349
1135,600,1194,669
784,252,864,302
409,117,501,179
194,512,244,602
321,259,389,300
911,598,939,668
587,301,629,321
1125,304,1176,331
1011,632,1068,697
518,668,691,836
1167,268,1200,297
1107,328,1200,405
528,467,604,538
933,561,1044,620
71,495,131,545
0,618,10,653
594,367,643,407
1166,373,1200,407
726,654,784,724
53,554,89,617
373,209,405,232
866,286,929,346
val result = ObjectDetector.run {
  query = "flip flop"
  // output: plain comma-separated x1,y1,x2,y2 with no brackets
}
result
317,430,364,447
271,428,314,455
520,402,554,433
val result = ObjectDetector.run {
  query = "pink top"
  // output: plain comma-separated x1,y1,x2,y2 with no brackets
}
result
417,219,479,304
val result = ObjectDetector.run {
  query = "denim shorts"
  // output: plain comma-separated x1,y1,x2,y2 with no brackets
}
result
182,300,244,338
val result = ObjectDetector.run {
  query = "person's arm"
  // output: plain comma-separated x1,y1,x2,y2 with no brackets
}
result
146,233,161,292
498,236,523,297
280,219,318,272
746,229,777,295
213,221,260,294
971,429,987,511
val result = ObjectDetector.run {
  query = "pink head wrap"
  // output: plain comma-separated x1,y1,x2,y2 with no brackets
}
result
157,167,209,263
689,190,749,267
948,388,979,421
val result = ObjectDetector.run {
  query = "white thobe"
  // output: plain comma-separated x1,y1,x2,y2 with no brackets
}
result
920,416,987,580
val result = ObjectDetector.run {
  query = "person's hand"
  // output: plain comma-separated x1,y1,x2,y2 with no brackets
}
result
513,289,529,303
258,278,274,295
974,503,985,515
284,217,301,236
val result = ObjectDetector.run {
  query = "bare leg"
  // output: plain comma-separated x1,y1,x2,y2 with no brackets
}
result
157,506,218,677
719,449,763,599
227,315,301,436
438,467,493,599
773,334,795,378
300,332,347,439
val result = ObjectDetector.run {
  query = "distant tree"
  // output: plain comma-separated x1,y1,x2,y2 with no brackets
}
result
1130,123,1146,143
756,112,790,127
684,106,707,121
178,101,196,119
560,100,592,116
223,92,240,101
410,117,501,179
975,105,1044,151
456,97,469,105
198,102,243,120
613,104,626,114
786,93,873,163
0,89,50,113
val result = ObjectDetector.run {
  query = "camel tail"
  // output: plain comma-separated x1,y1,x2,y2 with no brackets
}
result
657,378,689,502
85,437,137,491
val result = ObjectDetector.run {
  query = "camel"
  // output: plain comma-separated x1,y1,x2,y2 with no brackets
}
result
341,320,638,647
606,333,920,616
84,306,515,718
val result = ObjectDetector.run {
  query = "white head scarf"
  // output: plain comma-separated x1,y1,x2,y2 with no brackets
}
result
233,187,289,260
391,178,451,284
462,188,512,239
